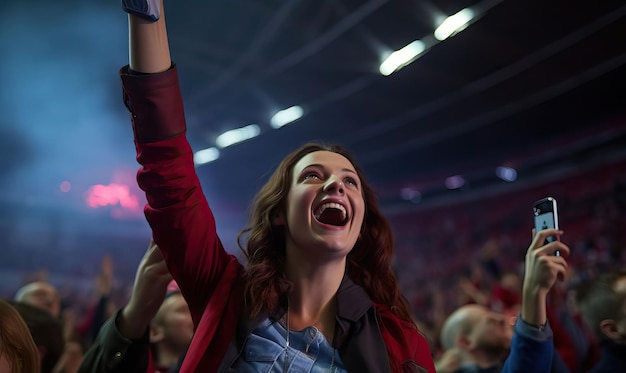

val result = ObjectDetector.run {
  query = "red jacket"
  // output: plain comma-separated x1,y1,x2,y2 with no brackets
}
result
120,65,435,373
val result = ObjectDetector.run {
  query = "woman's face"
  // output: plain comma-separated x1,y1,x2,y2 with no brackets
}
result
277,151,365,259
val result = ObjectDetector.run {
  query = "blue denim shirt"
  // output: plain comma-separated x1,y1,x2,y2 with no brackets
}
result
231,317,348,372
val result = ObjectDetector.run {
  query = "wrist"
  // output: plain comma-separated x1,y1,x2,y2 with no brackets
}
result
521,289,547,326
118,305,151,339
522,282,548,300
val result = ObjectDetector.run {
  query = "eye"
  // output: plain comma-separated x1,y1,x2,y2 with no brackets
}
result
302,171,322,180
344,176,358,187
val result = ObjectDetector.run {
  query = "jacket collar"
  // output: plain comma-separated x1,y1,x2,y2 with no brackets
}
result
335,275,373,322
266,273,373,323
246,274,374,350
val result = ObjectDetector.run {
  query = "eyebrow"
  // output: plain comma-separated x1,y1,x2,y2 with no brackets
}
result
301,164,358,176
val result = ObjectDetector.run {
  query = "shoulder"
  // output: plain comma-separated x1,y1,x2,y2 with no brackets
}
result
373,303,435,373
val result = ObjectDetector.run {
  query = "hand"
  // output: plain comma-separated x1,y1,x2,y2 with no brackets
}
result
524,229,569,294
435,348,463,373
521,229,569,325
118,238,172,339
62,308,77,341
95,254,114,296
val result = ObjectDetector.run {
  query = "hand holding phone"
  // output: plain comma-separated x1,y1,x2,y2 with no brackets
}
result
533,197,560,256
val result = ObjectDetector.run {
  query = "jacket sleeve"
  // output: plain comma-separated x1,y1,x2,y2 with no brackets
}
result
501,317,554,373
78,308,151,373
119,65,239,325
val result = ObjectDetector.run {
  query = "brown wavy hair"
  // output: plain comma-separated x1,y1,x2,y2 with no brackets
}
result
238,143,414,325
0,299,40,373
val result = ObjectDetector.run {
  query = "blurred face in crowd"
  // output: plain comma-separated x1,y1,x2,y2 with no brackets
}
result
15,282,61,318
465,306,510,357
151,293,193,351
277,151,365,261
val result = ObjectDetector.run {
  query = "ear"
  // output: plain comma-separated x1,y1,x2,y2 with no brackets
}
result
272,211,285,227
150,325,164,344
600,319,621,341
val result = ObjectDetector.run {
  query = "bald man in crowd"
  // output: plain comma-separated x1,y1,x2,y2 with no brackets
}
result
14,281,61,318
439,304,511,372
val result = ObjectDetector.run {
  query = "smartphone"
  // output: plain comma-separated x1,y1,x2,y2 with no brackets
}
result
533,197,560,256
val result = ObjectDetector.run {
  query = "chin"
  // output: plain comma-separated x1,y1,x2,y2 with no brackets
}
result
321,235,357,249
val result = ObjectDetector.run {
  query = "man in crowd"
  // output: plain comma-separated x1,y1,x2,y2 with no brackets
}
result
14,281,61,318
576,269,626,373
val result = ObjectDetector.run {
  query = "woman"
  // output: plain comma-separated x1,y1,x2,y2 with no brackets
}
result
120,0,435,371
0,299,40,373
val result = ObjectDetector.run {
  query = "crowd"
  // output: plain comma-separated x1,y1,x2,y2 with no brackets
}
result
390,160,626,372
1,159,624,373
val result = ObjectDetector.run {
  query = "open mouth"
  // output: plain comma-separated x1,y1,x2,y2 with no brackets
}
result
314,202,349,226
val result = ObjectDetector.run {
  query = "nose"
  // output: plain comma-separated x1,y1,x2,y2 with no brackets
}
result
323,176,345,195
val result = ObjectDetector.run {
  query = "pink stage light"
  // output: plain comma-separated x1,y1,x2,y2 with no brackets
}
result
85,183,140,211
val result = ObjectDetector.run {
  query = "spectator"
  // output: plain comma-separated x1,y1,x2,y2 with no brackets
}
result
111,0,436,371
14,281,61,318
576,269,626,373
149,285,192,371
79,240,190,373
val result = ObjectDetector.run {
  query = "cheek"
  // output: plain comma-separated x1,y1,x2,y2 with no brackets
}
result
287,190,313,221
353,196,365,225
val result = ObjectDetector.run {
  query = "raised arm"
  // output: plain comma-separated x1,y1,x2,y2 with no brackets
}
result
119,0,243,324
501,228,570,373
128,0,171,73
521,228,569,327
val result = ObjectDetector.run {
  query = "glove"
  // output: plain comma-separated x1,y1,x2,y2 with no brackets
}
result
121,0,161,22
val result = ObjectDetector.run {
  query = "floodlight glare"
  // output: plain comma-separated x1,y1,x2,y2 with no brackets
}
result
270,106,304,129
434,8,475,41
379,40,426,76
216,124,260,148
193,147,220,165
